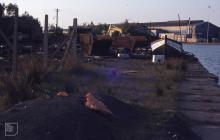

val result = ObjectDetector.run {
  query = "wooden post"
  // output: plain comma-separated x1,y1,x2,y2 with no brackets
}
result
72,18,77,61
59,18,77,70
12,8,18,75
164,35,167,57
43,14,48,69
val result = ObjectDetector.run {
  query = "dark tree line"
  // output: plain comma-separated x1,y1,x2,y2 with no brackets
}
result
93,19,144,35
1,3,38,25
0,3,43,45
0,3,18,17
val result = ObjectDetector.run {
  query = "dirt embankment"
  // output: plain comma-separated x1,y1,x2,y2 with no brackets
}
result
0,58,199,140
0,93,199,140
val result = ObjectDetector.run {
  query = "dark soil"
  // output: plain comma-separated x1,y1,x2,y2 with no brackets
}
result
0,93,199,140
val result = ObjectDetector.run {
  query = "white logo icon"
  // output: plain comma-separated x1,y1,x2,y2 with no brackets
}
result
5,122,18,136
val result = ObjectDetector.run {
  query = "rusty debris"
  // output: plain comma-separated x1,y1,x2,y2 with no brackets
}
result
85,93,113,115
57,91,69,97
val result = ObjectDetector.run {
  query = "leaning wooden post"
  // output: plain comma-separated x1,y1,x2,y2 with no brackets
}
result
43,14,49,69
72,18,77,61
12,8,18,75
59,18,77,70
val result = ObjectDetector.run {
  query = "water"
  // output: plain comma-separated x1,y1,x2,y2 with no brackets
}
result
183,44,220,85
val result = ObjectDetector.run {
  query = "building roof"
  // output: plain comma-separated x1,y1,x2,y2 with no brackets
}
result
195,21,220,29
146,20,204,27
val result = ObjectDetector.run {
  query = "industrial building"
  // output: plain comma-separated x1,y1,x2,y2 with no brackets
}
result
147,20,220,43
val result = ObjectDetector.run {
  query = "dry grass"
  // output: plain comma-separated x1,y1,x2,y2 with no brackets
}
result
0,56,186,112
166,58,187,71
61,48,78,71
0,95,10,112
71,58,186,110
148,58,186,110
0,55,47,110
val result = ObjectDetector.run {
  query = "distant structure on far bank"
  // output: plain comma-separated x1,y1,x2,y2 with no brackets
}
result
147,20,220,43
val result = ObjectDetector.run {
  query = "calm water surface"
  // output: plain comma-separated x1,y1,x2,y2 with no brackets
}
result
183,44,220,85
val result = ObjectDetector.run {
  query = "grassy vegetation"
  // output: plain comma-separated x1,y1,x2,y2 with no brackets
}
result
0,53,103,111
0,55,186,112
66,58,186,111
0,56,45,110
148,58,186,110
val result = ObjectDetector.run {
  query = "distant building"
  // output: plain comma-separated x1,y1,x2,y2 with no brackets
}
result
146,20,220,43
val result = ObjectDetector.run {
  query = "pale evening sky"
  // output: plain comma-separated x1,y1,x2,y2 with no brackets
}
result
2,0,220,28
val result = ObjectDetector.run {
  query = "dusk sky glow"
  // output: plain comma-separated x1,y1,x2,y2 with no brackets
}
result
3,0,220,28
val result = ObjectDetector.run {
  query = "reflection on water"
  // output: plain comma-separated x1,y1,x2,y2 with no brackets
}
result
183,44,220,85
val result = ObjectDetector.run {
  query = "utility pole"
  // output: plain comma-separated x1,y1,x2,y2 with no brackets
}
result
72,18,78,61
12,8,18,76
188,17,191,35
55,9,59,29
187,17,191,43
178,14,183,43
207,5,211,43
43,14,48,69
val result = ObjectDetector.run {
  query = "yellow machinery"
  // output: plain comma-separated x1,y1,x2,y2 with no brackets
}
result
107,25,122,37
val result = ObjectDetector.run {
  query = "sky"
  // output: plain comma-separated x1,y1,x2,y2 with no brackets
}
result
2,0,220,28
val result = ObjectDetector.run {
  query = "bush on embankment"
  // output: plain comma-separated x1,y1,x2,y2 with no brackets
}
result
0,56,46,111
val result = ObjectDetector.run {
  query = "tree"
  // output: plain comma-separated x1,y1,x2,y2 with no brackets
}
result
122,19,130,34
49,24,55,31
89,21,94,28
21,11,34,20
48,24,64,44
0,3,6,17
82,22,88,26
6,3,18,16
22,11,29,16
95,23,108,35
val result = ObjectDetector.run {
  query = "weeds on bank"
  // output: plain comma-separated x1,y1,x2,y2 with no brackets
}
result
0,53,104,112
0,56,46,109
148,58,186,110
0,95,10,112
0,54,187,112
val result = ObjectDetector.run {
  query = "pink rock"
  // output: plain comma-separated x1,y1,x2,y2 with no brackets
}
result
85,93,113,115
57,91,69,97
